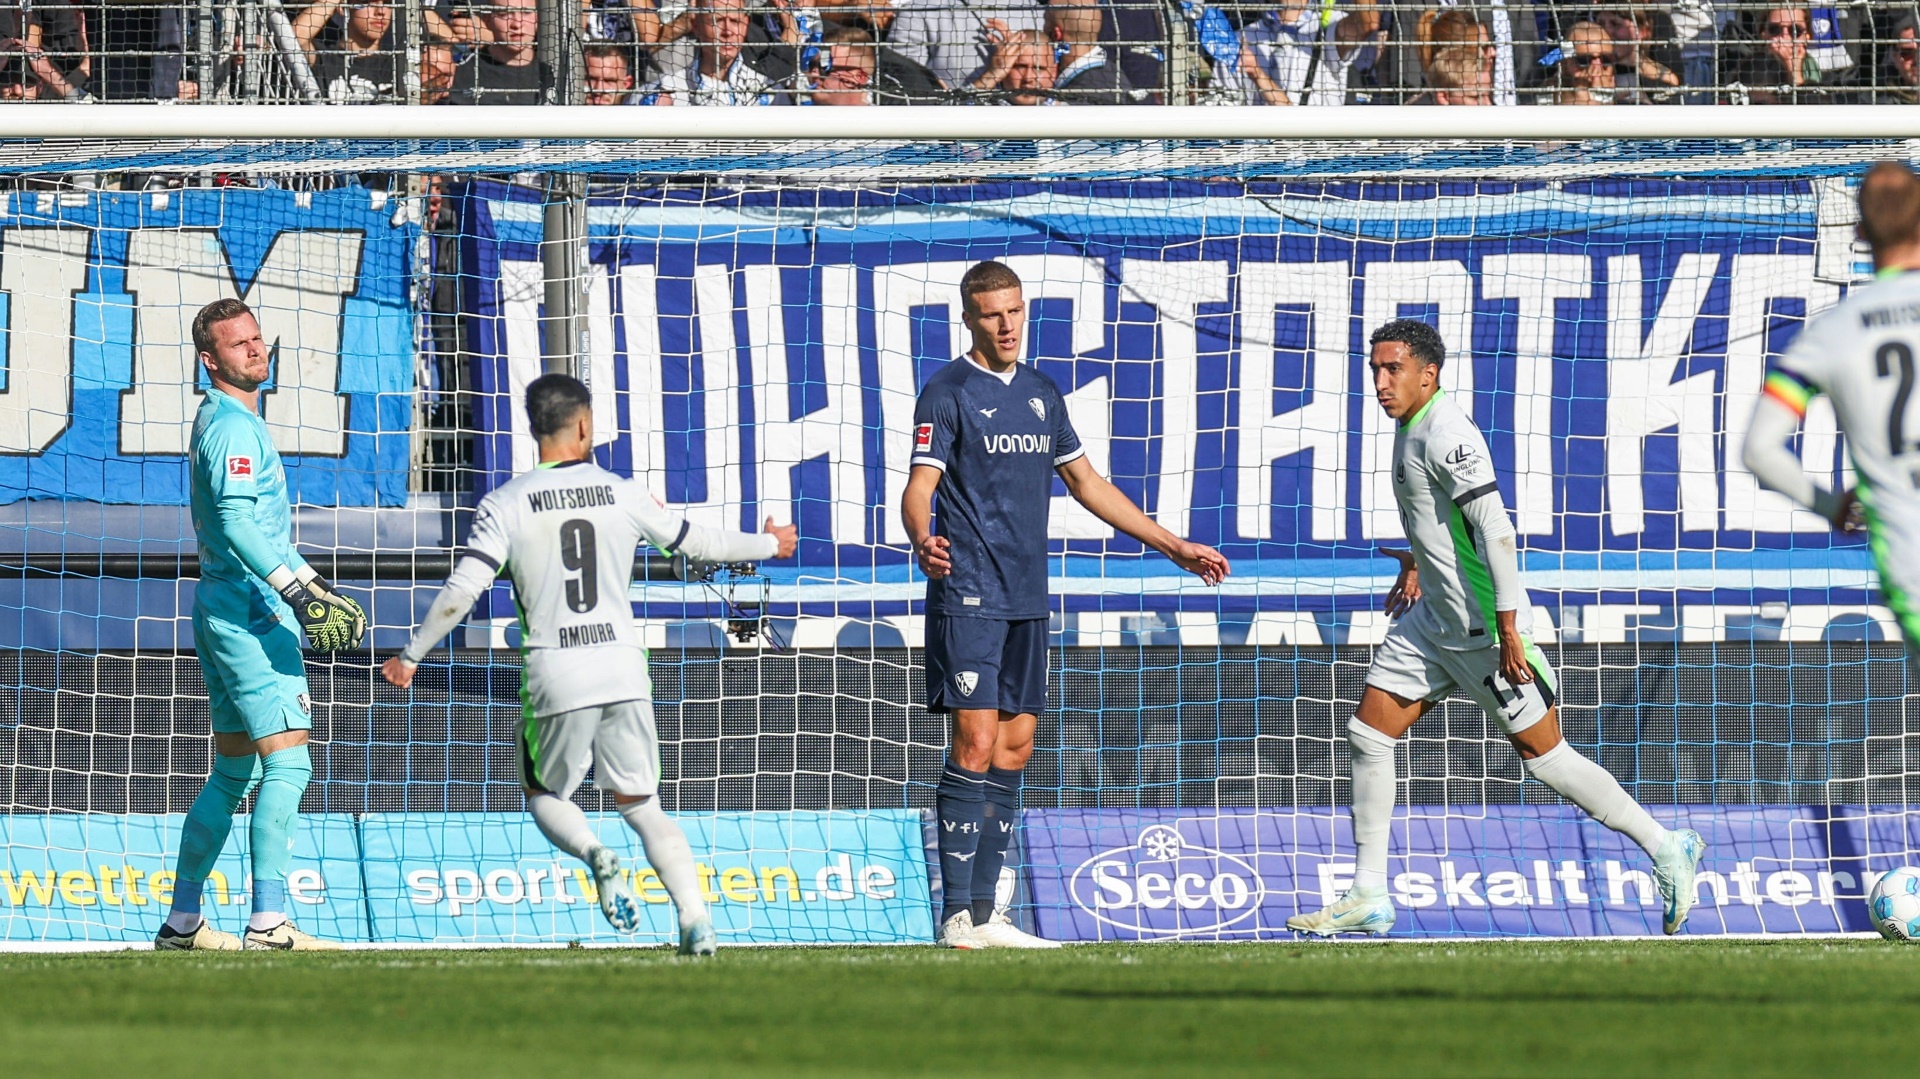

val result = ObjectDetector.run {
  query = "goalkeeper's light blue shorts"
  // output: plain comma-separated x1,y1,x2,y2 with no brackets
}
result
193,611,312,740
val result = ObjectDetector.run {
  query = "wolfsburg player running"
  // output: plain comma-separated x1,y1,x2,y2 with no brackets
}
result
1744,161,1920,665
381,375,795,955
157,299,365,952
1287,320,1706,938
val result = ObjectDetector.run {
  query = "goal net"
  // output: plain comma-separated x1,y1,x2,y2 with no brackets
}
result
1,107,1916,944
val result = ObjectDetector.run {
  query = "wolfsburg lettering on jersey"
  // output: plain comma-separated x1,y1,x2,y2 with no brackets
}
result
982,434,1052,455
1858,302,1920,329
526,485,617,513
556,622,618,647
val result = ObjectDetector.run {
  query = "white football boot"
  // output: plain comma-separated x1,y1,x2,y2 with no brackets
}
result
154,919,241,951
1285,886,1396,937
969,911,1062,950
589,846,641,934
936,909,980,949
242,921,343,950
1653,829,1708,935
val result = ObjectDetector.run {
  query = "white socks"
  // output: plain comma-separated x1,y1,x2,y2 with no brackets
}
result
619,797,709,930
529,792,601,861
1347,718,1398,893
1523,740,1669,857
163,911,202,934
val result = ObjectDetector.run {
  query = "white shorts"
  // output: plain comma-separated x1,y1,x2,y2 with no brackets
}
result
1365,609,1557,734
519,699,660,799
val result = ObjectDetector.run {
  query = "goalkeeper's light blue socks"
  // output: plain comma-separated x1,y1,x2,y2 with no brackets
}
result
936,758,988,925
970,766,1022,925
247,743,312,932
166,752,262,933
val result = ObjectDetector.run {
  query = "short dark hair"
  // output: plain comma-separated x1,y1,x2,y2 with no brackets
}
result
1859,161,1920,253
960,260,1023,309
192,298,254,358
526,373,592,438
1369,319,1446,369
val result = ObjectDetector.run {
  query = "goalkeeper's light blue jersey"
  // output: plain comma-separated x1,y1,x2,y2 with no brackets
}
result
189,387,304,626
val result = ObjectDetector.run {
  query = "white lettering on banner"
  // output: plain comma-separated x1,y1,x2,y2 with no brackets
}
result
120,228,359,456
1236,261,1349,542
502,259,618,474
685,264,747,530
874,260,970,545
1123,258,1230,537
1604,253,1719,535
404,857,897,916
1482,254,1592,536
0,228,89,454
1721,254,1841,533
1069,825,1265,937
1360,260,1475,541
747,264,868,543
1051,375,1114,539
620,263,665,493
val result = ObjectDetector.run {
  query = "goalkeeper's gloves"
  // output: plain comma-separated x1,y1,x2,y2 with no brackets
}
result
268,565,367,651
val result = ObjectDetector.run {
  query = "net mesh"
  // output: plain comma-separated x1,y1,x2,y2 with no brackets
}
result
2,133,1917,943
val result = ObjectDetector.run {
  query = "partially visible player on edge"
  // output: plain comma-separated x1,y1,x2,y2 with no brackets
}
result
157,299,366,951
1287,319,1707,938
381,375,796,956
902,260,1231,949
1744,161,1920,665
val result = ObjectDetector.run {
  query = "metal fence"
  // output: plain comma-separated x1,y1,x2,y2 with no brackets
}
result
4,2,1920,108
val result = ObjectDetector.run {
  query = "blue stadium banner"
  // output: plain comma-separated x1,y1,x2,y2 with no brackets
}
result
455,178,1874,619
358,810,932,944
1023,806,1916,940
0,810,931,944
0,813,365,942
0,188,416,507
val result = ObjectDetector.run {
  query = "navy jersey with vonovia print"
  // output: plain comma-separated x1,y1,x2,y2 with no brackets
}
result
911,357,1084,620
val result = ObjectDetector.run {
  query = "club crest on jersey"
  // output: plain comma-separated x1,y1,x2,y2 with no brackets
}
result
955,670,979,696
1028,397,1046,421
914,422,934,452
226,455,253,480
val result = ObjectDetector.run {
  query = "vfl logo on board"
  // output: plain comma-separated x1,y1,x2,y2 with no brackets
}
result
1068,824,1265,938
1028,397,1046,421
954,670,979,696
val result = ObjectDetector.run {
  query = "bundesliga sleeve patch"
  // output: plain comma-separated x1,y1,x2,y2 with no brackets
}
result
914,422,934,452
226,455,254,480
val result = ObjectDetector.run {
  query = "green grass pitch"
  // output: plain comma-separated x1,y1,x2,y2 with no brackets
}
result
1,939,1912,1077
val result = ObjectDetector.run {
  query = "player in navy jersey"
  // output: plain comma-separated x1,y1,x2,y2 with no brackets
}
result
901,260,1230,948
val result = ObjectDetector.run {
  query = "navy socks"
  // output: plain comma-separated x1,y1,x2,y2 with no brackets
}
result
935,758,988,924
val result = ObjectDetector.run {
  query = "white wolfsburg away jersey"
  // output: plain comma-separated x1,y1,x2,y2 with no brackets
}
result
456,460,776,717
1392,389,1530,650
1774,271,1920,629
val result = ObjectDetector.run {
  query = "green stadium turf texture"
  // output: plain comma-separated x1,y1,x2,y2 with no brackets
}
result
0,939,1912,1076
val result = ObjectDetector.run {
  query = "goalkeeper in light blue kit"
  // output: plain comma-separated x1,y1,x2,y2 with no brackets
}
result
155,299,365,952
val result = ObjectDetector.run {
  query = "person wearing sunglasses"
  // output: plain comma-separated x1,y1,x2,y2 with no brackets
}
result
1875,13,1919,104
807,24,876,103
1554,20,1615,104
1590,3,1680,104
1727,5,1834,103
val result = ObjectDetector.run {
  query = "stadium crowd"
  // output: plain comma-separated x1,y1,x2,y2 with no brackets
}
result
2,0,1919,107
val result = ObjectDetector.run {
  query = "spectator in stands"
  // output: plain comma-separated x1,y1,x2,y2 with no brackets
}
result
1555,19,1615,103
586,43,639,103
813,23,945,103
809,24,875,104
0,0,85,100
1101,0,1166,103
1045,0,1136,103
294,2,404,103
648,0,809,94
1221,0,1380,105
1591,3,1681,103
448,0,550,105
421,41,457,105
1411,44,1491,104
638,0,779,105
1875,13,1920,103
968,27,1054,103
1727,5,1827,103
891,0,1046,89
26,0,87,99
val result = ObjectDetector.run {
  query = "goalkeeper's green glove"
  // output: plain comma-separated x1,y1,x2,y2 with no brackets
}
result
272,567,367,651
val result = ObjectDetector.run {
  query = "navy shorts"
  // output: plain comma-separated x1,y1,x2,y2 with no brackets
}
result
923,615,1048,716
